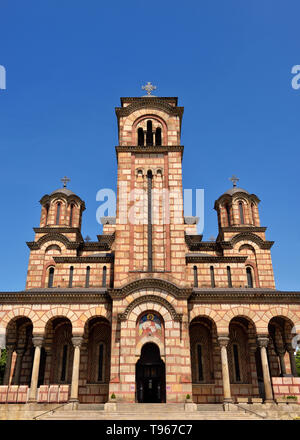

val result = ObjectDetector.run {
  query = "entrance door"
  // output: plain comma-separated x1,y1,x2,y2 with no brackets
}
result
136,343,166,403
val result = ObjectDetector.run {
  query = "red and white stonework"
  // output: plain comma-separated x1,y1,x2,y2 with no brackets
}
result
1,95,300,409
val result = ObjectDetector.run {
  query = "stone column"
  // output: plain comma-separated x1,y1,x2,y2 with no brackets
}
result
28,336,44,402
70,336,83,402
3,345,14,385
286,343,298,377
277,349,286,376
218,336,232,403
14,349,24,385
257,337,273,402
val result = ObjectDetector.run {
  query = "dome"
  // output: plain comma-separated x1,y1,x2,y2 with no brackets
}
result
223,187,250,196
50,188,75,196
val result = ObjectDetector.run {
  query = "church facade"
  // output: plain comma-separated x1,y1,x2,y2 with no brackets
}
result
1,92,300,407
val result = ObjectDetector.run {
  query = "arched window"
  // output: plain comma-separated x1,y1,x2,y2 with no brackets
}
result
246,267,253,288
137,127,144,146
251,203,256,226
69,204,74,226
210,266,215,288
48,267,55,288
146,120,153,146
232,343,241,382
239,202,244,225
155,127,162,146
225,204,231,226
227,266,232,288
193,266,198,287
196,343,204,381
102,266,107,287
56,202,61,225
85,266,90,288
45,204,49,226
68,266,74,288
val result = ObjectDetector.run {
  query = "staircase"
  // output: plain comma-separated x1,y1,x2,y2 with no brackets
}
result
37,402,270,420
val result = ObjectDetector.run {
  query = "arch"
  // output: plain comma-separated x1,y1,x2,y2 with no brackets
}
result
118,295,181,322
111,277,192,299
221,309,258,334
45,244,61,254
35,234,77,251
77,307,111,327
2,310,38,330
231,233,271,249
41,310,78,334
132,114,168,145
135,337,165,357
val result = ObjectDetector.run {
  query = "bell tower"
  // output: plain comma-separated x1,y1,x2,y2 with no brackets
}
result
113,84,189,288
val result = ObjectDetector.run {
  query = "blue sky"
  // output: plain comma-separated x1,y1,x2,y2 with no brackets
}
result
0,0,299,291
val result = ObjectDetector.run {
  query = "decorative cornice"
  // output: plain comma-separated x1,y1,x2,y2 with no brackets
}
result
190,289,300,304
185,232,274,251
109,278,192,299
186,255,247,264
53,255,114,264
34,227,82,234
27,232,115,251
97,232,115,247
115,98,184,121
220,227,267,233
27,233,80,250
0,289,110,304
230,232,274,249
115,145,184,155
118,295,183,322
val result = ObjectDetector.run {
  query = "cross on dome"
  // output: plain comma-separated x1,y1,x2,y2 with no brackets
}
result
229,175,239,187
61,176,70,188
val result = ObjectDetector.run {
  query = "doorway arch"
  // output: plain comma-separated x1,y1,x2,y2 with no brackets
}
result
136,342,166,403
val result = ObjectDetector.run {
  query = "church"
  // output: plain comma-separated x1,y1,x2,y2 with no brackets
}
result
1,86,300,414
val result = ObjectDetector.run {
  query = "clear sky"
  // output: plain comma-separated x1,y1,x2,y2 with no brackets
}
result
0,0,299,291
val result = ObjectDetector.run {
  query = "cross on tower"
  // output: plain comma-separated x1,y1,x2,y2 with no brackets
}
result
229,175,239,187
61,176,70,188
142,82,157,96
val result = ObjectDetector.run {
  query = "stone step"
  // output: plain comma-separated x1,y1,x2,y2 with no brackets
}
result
115,403,185,413
77,404,105,411
197,404,224,412
41,411,263,420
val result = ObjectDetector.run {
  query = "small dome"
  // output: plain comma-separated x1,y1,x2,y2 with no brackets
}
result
50,188,75,196
223,187,250,196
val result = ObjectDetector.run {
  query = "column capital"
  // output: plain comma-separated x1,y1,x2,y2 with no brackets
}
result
218,336,230,347
72,336,83,348
32,336,44,348
257,336,269,348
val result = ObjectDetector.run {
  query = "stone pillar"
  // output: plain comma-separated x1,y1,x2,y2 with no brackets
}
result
218,336,232,403
70,336,83,402
14,349,24,385
3,345,14,385
286,343,298,377
277,349,286,376
28,336,44,402
257,337,273,402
